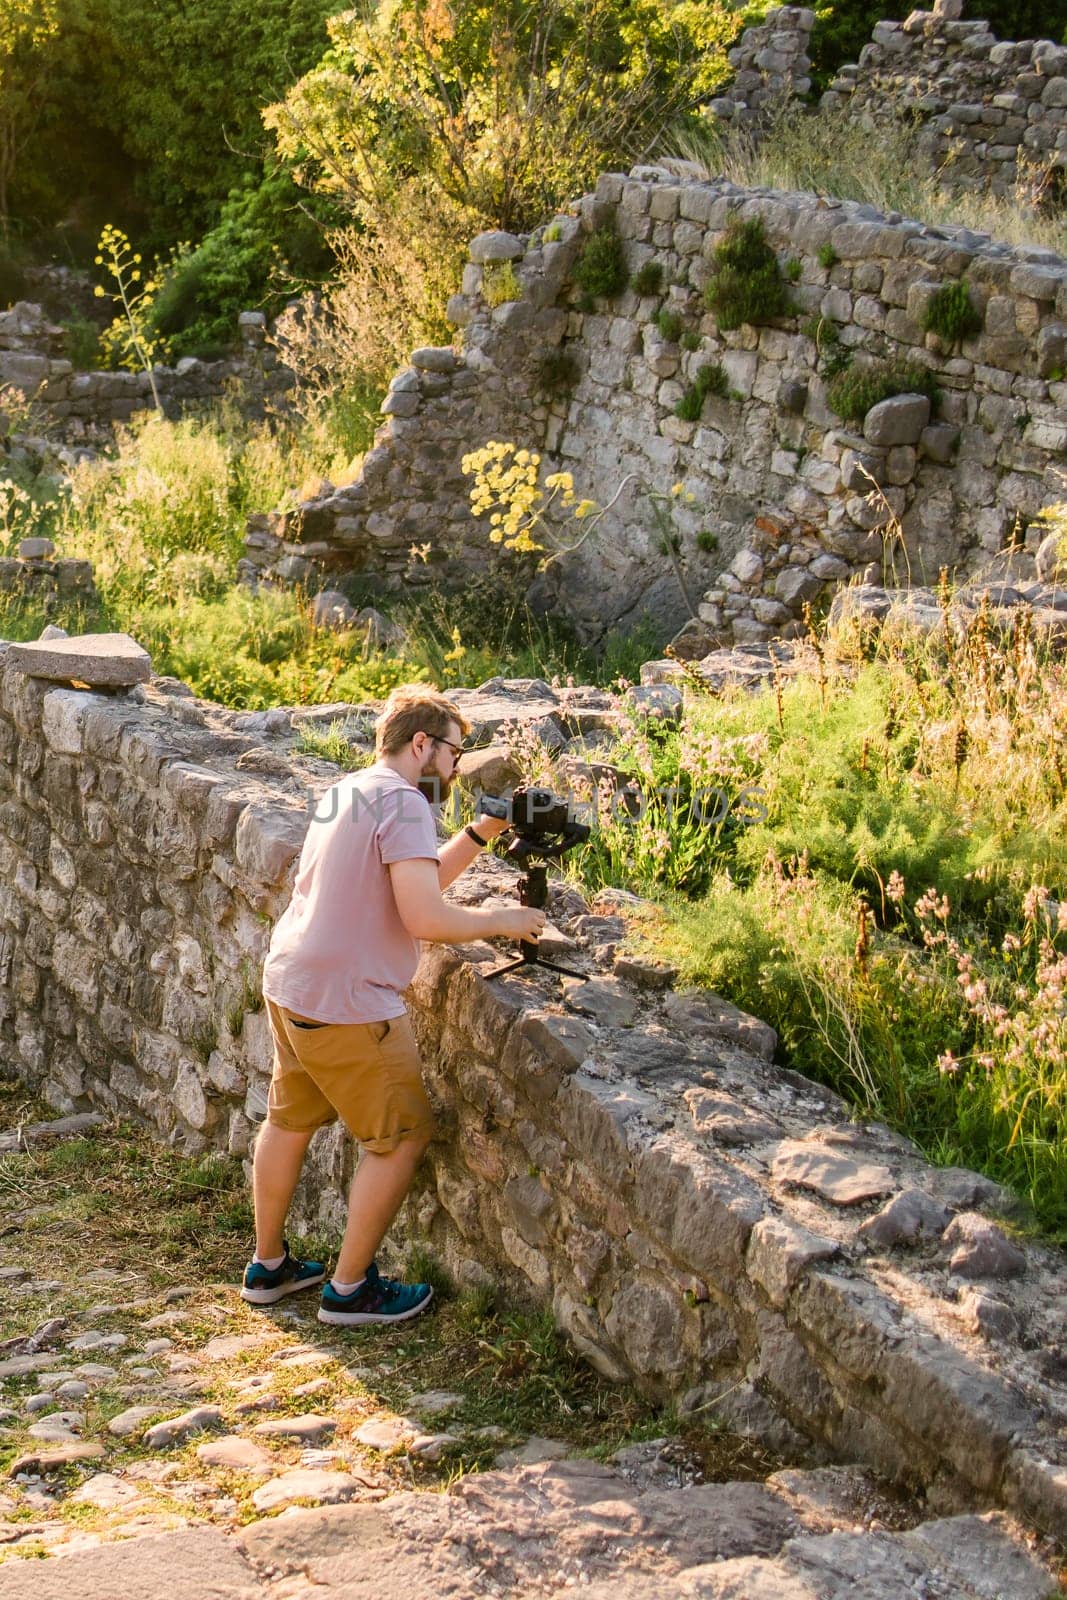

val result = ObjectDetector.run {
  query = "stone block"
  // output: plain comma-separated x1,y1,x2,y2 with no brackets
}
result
234,802,308,885
863,393,930,446
747,1217,840,1308
7,632,151,687
41,688,106,755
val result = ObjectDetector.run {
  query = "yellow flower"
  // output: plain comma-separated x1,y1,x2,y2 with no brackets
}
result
574,500,597,519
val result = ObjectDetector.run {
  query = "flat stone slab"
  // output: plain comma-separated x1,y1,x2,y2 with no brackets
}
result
0,1525,259,1599
772,1141,896,1206
143,1404,223,1448
6,632,151,687
0,1113,105,1153
249,1468,364,1513
195,1435,273,1475
252,1412,335,1444
7,1440,103,1475
108,1404,161,1438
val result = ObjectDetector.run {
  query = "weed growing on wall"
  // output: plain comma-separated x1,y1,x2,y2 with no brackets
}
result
574,226,628,299
704,215,791,330
675,361,730,420
656,307,683,341
482,261,523,307
533,347,581,396
920,279,984,346
631,260,664,295
826,358,940,424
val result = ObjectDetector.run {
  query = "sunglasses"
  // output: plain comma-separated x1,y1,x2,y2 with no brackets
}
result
422,732,466,764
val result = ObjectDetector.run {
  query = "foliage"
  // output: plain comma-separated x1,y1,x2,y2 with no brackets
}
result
0,0,84,233
533,347,580,395
826,356,940,423
574,227,628,299
656,307,683,341
816,242,838,270
266,0,738,237
93,224,170,402
542,613,1067,1234
920,278,984,346
704,215,791,330
632,259,664,295
482,261,523,307
784,255,802,283
147,169,336,358
675,361,729,420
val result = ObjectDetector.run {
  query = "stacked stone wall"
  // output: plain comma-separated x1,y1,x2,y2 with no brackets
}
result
821,7,1067,201
0,305,293,445
245,170,1067,649
0,643,1064,1536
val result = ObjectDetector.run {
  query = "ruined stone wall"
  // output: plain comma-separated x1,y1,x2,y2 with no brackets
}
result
244,170,1067,650
0,641,1064,1535
820,9,1067,201
710,3,1067,203
0,305,293,445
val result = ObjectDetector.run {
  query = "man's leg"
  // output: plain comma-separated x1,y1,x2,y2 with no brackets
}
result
252,1121,314,1262
333,1133,430,1285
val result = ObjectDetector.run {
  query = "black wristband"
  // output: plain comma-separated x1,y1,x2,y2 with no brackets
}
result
465,824,490,848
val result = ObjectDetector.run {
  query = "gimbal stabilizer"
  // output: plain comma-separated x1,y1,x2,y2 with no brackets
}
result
478,787,590,981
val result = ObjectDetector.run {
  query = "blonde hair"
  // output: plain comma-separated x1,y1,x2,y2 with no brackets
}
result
374,683,470,756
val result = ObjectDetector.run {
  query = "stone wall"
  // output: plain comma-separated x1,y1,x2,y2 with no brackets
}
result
708,4,815,127
0,304,293,445
244,168,1067,650
0,636,1064,1536
710,2,1067,203
820,7,1067,201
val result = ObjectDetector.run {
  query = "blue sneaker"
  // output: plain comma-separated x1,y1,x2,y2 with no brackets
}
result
241,1241,326,1305
317,1261,433,1326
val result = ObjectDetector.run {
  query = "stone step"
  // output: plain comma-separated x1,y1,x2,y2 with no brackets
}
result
0,1459,1056,1599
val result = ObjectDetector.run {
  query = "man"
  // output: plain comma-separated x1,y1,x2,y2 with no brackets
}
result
241,685,545,1326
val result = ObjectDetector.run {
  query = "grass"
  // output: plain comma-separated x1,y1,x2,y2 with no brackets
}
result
0,407,670,708
542,602,1067,1239
668,102,1067,258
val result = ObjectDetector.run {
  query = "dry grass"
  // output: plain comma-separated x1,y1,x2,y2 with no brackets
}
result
668,102,1067,259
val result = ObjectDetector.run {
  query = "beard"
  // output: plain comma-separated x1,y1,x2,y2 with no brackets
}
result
417,764,454,806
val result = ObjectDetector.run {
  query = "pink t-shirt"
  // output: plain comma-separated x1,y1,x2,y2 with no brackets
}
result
262,762,440,1024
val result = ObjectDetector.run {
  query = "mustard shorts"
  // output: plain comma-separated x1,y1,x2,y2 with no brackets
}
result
265,1001,437,1153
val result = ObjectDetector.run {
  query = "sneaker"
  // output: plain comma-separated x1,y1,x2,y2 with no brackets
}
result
317,1261,433,1326
241,1241,326,1306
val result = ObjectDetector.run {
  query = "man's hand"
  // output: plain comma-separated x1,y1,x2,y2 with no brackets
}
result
475,812,511,840
490,906,546,942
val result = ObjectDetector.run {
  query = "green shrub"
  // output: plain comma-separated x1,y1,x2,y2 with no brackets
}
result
704,215,791,330
681,329,701,351
696,528,718,552
632,260,664,295
148,169,336,358
533,347,580,395
784,255,802,283
675,360,730,419
574,227,627,299
816,242,838,270
482,261,523,308
920,279,983,346
656,307,683,341
826,358,940,424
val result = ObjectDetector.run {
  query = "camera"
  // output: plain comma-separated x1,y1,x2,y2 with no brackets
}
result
480,785,590,853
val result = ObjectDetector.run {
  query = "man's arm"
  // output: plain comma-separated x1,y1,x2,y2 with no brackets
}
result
437,812,510,891
390,857,544,944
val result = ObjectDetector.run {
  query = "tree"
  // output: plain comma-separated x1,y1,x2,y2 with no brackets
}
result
0,0,84,234
264,0,740,236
